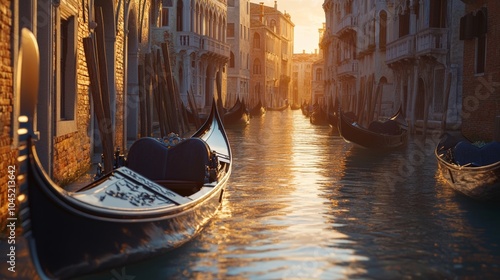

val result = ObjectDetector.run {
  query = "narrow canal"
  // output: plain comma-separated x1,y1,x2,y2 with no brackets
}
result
66,109,500,278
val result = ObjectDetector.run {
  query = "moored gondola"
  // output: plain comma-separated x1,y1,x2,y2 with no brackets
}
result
266,103,289,111
435,133,500,200
338,107,408,149
17,30,232,279
309,105,328,125
224,98,250,126
249,99,266,118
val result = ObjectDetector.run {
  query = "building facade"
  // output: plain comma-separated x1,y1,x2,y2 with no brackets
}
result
323,0,463,132
226,0,251,107
249,1,294,109
292,51,319,106
152,0,230,111
460,0,500,142
0,0,158,228
385,0,464,133
322,0,395,126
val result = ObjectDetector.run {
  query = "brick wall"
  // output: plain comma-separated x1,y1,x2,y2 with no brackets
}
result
0,0,13,231
462,0,500,141
52,4,93,183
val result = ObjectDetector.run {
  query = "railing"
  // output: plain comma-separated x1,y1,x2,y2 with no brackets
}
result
175,32,230,58
385,35,415,64
416,28,448,55
335,14,357,34
337,60,358,77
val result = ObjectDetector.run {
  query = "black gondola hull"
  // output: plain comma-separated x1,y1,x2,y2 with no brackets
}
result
338,113,407,149
20,102,232,279
25,159,227,278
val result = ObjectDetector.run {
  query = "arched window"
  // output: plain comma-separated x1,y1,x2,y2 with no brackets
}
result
379,10,387,48
253,59,261,74
316,68,323,81
253,32,260,49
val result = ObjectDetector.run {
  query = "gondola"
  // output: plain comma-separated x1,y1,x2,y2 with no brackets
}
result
290,103,300,110
249,99,266,118
327,98,339,129
435,133,500,200
17,30,232,279
309,105,328,125
224,98,250,126
266,103,289,111
338,107,408,149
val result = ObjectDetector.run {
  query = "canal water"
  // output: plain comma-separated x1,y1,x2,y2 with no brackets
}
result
4,109,500,279
75,109,500,279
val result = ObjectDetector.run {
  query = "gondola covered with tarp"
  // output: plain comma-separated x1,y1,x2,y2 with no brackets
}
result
435,133,500,200
338,106,408,149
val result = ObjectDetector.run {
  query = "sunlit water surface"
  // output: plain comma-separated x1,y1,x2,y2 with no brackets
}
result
4,109,500,279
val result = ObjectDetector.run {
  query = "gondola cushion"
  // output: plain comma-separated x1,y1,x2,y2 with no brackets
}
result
127,137,211,183
453,141,500,166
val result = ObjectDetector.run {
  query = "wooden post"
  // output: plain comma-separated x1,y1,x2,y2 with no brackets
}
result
83,37,113,172
138,64,147,137
441,71,452,132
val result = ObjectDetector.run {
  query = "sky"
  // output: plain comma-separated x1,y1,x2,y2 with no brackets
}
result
252,0,325,54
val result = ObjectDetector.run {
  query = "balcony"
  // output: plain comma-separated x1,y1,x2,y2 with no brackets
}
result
337,60,358,79
416,28,448,57
335,15,357,36
174,32,230,59
385,35,415,64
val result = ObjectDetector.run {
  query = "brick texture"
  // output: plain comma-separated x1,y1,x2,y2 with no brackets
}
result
462,0,500,141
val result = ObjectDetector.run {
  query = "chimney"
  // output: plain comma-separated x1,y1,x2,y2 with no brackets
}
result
260,2,264,22
274,1,277,10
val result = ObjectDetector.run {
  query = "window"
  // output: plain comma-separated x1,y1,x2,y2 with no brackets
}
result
161,7,169,26
227,23,234,37
57,4,77,135
316,69,323,81
176,0,183,32
476,35,486,74
253,33,261,49
430,0,446,28
399,9,410,37
379,11,387,49
253,59,261,74
59,16,76,121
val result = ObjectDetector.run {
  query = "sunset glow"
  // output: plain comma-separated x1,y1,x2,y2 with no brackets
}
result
252,0,325,54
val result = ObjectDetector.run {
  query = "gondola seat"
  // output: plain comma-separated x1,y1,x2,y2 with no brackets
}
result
127,137,211,184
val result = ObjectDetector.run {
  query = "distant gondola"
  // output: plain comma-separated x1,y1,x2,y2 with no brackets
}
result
309,105,328,125
327,98,339,129
266,103,289,111
338,107,408,149
435,133,500,200
17,30,232,279
249,100,266,118
224,98,250,126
